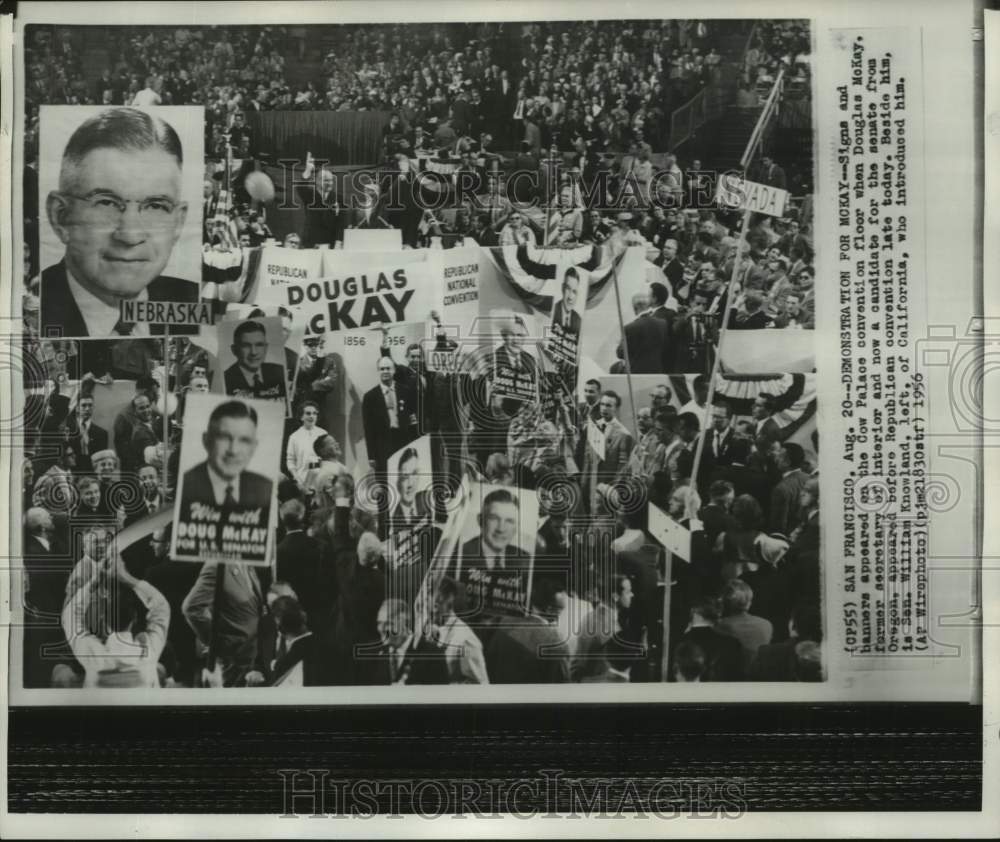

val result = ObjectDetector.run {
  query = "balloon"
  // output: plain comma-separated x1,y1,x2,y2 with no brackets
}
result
244,171,275,202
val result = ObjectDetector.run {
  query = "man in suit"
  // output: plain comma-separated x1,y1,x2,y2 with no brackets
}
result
66,394,108,474
178,399,273,518
768,442,810,536
657,240,685,295
616,292,670,374
485,575,570,683
125,392,162,473
771,292,814,329
675,595,744,681
41,107,196,338
458,488,531,572
296,153,345,249
390,447,432,533
707,402,737,468
182,557,265,687
113,375,160,461
22,506,72,687
124,464,165,526
275,499,330,633
710,436,772,519
671,288,714,373
377,319,451,439
583,390,635,514
268,598,333,686
750,601,823,681
143,524,201,686
648,281,676,324
223,320,287,404
362,356,417,475
729,289,770,330
381,154,424,247
759,155,787,190
750,392,782,457
672,412,703,487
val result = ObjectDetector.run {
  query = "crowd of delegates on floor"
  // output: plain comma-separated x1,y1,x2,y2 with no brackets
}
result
21,320,822,687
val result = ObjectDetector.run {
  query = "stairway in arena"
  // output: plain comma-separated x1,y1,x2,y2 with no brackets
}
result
707,105,763,171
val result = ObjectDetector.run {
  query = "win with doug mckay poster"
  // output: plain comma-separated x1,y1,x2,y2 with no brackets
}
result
170,392,284,566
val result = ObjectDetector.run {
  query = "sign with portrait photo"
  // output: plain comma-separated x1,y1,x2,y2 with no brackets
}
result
544,264,587,370
221,302,305,394
447,482,539,621
170,392,283,566
212,315,290,411
488,310,539,404
385,435,441,606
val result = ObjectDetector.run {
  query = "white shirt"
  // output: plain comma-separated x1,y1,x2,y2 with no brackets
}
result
439,616,489,684
286,424,328,487
304,459,349,505
62,579,169,689
206,463,240,506
66,266,150,337
132,88,162,107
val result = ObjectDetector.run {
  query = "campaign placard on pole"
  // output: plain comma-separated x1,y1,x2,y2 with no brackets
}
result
447,482,539,621
715,173,789,217
170,392,284,566
648,503,692,563
213,316,290,411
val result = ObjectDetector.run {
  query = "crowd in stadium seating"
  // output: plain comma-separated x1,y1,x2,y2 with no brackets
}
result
26,20,739,158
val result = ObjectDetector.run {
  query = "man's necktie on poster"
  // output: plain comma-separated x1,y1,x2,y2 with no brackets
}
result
222,484,237,515
113,318,135,336
253,373,263,390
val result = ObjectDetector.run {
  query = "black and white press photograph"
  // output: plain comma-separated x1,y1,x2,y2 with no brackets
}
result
6,2,991,834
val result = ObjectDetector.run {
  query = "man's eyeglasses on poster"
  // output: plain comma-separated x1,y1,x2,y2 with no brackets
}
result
59,191,183,227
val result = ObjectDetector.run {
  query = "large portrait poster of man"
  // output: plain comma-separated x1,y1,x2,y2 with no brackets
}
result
38,105,204,338
170,392,283,566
